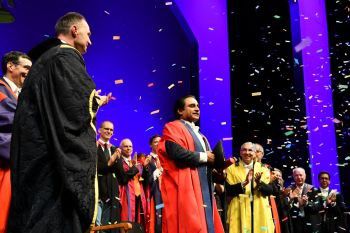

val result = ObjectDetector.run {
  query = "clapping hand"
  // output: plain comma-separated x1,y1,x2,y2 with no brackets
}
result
108,148,121,166
96,89,113,106
254,172,262,184
242,169,253,187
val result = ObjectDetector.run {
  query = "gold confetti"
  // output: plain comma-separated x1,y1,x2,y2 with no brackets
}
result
252,92,262,96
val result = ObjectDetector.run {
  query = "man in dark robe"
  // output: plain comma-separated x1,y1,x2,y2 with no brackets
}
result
8,12,112,233
0,51,31,233
157,95,224,233
147,135,163,233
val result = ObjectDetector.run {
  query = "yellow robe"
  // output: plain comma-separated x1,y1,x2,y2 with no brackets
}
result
226,161,275,233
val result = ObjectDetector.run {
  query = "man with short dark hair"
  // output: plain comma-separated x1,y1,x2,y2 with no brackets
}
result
158,95,224,233
0,50,31,233
8,12,111,233
317,171,347,233
147,134,163,233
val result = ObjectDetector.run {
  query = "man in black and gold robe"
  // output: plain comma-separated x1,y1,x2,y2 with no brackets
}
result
8,12,112,233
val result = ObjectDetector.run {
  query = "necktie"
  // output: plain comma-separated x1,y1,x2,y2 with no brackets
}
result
104,143,110,161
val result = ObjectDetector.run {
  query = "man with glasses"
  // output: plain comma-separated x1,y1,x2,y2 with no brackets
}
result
0,51,31,233
96,121,122,232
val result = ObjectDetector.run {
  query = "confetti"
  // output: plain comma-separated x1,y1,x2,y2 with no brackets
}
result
168,84,175,89
223,137,233,141
145,126,154,132
113,35,121,40
294,37,312,52
114,79,124,84
150,109,160,115
252,92,262,96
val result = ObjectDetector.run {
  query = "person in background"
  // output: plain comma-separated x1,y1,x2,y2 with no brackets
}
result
96,121,122,232
317,171,347,233
119,138,150,231
287,167,322,233
0,51,31,233
147,135,163,233
226,142,274,233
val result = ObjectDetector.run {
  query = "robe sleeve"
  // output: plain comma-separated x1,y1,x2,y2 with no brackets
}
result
0,89,16,160
165,140,201,167
116,159,139,185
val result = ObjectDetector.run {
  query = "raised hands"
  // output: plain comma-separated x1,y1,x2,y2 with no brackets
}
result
108,148,121,166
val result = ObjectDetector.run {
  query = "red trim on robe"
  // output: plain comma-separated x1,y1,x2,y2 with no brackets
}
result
270,196,281,233
0,165,11,232
158,120,224,233
119,160,147,226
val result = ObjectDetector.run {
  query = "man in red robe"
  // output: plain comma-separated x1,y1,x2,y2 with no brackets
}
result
157,95,224,233
118,138,150,230
0,51,31,233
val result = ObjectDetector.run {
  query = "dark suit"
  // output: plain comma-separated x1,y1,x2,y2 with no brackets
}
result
288,183,323,233
148,155,163,233
316,188,347,233
97,144,121,231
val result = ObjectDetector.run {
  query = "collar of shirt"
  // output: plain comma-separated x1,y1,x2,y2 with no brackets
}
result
295,184,305,195
320,187,329,194
243,161,254,170
98,139,110,148
122,156,131,165
150,152,158,159
3,76,20,96
182,120,200,132
60,39,68,44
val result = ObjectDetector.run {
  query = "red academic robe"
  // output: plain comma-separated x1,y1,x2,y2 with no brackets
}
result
0,78,17,233
119,160,147,226
157,120,224,233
